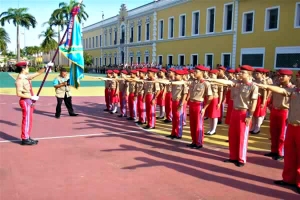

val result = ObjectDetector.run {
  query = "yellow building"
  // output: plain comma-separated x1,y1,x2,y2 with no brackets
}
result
83,0,300,71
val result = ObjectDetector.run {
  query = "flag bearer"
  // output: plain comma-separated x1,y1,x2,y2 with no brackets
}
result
15,61,52,145
127,70,138,120
143,68,160,129
135,68,147,124
207,65,258,167
165,70,188,139
264,69,294,161
110,70,120,114
104,70,113,111
205,69,223,135
118,70,128,117
255,71,300,194
187,65,213,149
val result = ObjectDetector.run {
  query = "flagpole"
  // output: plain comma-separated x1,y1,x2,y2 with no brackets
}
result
36,28,68,96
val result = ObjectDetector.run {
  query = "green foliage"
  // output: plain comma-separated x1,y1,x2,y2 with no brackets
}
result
29,67,36,72
0,27,10,52
84,51,93,66
39,27,58,53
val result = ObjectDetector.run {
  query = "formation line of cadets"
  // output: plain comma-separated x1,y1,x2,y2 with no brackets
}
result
96,65,300,194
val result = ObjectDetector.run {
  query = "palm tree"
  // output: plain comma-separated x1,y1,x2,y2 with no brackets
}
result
0,8,37,62
0,27,10,52
39,27,58,55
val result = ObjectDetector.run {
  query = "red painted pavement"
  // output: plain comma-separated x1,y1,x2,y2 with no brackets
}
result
0,94,298,199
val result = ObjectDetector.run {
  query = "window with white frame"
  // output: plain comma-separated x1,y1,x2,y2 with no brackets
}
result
100,35,102,47
158,55,163,65
95,58,98,66
96,36,98,48
192,11,200,35
191,54,198,66
178,55,185,66
89,38,91,48
114,57,117,65
265,6,280,31
221,53,231,67
205,54,214,69
168,17,174,38
100,58,102,66
145,23,150,41
82,39,85,49
179,14,186,37
275,46,300,69
130,57,133,65
158,20,164,39
92,37,95,48
145,56,149,64
240,48,265,68
104,34,107,46
242,11,254,33
104,57,107,65
137,56,141,64
109,57,112,65
223,3,233,31
138,25,141,42
130,27,134,42
206,7,215,33
85,38,87,48
295,2,300,28
168,55,173,65
109,33,112,45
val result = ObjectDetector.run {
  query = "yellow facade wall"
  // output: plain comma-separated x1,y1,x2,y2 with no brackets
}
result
128,15,153,43
128,46,152,64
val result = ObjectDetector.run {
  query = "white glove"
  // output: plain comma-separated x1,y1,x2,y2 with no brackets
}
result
47,62,54,67
31,95,39,101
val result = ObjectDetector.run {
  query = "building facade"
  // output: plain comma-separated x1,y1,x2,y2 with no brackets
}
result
82,0,300,70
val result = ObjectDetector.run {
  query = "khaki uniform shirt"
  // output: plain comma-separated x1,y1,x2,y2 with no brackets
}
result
54,75,71,98
143,80,160,94
165,84,172,93
110,79,118,90
232,81,259,109
105,80,111,88
15,74,33,97
211,84,223,98
189,80,212,102
171,83,189,101
254,79,267,96
272,83,294,109
136,81,144,96
128,81,136,93
283,88,300,124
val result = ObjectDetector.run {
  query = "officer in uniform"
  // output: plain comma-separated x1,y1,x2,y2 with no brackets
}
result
135,68,147,125
164,68,176,123
118,70,129,117
208,65,258,167
187,65,213,149
53,68,78,119
15,61,53,145
157,69,167,119
104,70,113,111
110,70,120,114
224,69,236,125
127,70,138,120
255,71,300,194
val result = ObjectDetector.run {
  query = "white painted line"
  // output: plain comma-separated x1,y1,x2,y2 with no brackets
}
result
0,102,6,104
0,130,140,143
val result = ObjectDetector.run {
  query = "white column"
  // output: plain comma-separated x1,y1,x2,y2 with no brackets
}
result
231,0,239,69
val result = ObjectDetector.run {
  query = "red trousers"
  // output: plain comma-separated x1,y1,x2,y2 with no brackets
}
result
128,93,137,118
253,96,267,117
218,102,224,122
282,124,300,187
270,108,288,156
157,91,165,106
165,92,172,121
110,89,119,104
119,91,128,116
171,101,184,137
137,94,146,123
105,88,111,109
207,98,221,118
228,109,251,164
19,99,34,140
183,103,187,124
225,99,233,125
189,101,204,146
145,94,156,128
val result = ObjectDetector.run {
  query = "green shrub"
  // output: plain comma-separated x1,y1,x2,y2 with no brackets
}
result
29,67,36,72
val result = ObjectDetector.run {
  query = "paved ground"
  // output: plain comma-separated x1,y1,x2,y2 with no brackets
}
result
0,72,298,199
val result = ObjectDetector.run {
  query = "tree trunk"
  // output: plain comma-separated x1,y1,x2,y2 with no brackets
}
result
17,25,20,62
58,26,61,66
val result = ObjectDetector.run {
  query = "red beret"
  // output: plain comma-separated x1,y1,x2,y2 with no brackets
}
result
147,68,158,73
169,68,176,72
174,70,185,75
189,70,195,73
182,67,188,71
107,70,113,74
184,70,190,75
130,70,138,74
263,69,270,73
296,71,300,77
235,68,241,73
195,65,207,71
139,68,147,73
15,61,27,67
160,69,167,73
113,70,119,74
218,66,226,71
227,69,235,73
255,68,265,73
121,70,128,75
210,69,219,74
204,67,211,71
240,65,254,72
278,69,293,76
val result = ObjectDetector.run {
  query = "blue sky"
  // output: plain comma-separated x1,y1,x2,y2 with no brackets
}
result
0,0,152,52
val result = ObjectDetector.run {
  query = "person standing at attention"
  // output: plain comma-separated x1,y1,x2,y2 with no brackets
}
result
15,61,53,145
53,68,78,119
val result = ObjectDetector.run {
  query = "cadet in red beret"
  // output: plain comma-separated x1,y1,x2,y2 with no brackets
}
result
216,67,228,124
186,66,213,148
15,61,53,145
109,70,120,114
164,68,175,123
104,70,113,111
250,68,268,134
181,70,191,126
225,69,236,127
263,69,294,161
117,70,128,117
127,70,138,120
205,69,223,135
207,65,259,166
156,69,167,119
135,68,147,125
255,72,300,194
143,68,160,129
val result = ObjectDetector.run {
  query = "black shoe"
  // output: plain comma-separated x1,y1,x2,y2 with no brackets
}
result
235,162,245,167
70,113,78,116
29,138,38,144
223,159,237,163
175,136,182,139
127,117,135,120
21,139,37,145
156,116,164,119
55,115,60,119
192,145,203,149
297,187,300,194
144,126,155,129
118,114,124,117
273,155,284,161
218,121,222,124
165,135,173,138
103,109,109,111
251,130,260,134
187,143,196,148
164,119,172,123
274,180,296,186
136,121,146,125
264,152,277,157
225,140,229,142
